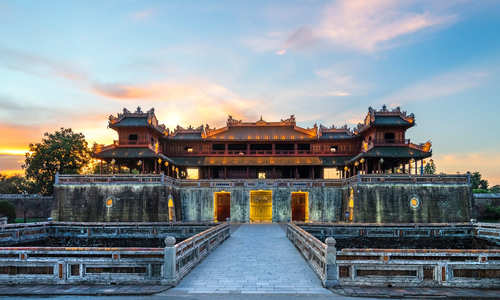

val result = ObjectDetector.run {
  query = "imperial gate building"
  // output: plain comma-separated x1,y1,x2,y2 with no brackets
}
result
52,106,471,224
94,106,432,179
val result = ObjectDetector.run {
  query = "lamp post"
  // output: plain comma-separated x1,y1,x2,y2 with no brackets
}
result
344,166,349,178
379,158,384,174
111,159,116,174
360,158,365,174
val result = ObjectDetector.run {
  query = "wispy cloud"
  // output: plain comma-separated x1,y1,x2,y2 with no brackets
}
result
251,0,460,55
317,0,457,52
131,8,155,21
0,46,87,81
380,69,488,106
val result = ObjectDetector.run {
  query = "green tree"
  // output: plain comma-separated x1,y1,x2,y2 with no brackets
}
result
470,171,489,190
424,159,436,175
490,185,500,193
0,201,16,223
23,128,91,195
0,174,37,194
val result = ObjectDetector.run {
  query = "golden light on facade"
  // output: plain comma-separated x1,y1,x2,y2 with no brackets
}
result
137,160,142,166
158,158,162,164
360,158,365,164
344,166,348,171
165,161,169,167
354,161,359,167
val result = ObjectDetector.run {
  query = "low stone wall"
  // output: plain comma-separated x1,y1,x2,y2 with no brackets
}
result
473,193,500,221
0,194,54,221
0,222,217,246
288,222,500,288
0,222,229,285
343,183,471,223
52,184,182,222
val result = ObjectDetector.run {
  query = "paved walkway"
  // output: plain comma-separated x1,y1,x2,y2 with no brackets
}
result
166,224,331,295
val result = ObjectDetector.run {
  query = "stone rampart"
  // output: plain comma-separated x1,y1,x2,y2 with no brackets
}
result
0,194,54,221
53,174,471,223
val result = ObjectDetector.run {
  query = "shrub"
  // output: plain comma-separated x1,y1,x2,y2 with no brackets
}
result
0,201,16,223
482,205,500,221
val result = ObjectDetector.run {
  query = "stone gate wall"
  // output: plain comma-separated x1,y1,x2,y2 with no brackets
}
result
52,175,471,223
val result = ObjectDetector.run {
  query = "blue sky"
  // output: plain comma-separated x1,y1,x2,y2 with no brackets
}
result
0,0,499,184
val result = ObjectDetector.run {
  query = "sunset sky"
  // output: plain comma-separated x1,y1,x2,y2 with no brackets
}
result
1,0,500,184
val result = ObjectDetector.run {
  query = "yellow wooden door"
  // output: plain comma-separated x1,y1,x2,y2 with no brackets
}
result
250,190,272,222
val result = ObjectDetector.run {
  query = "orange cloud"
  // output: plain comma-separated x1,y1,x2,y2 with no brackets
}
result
0,123,44,151
91,79,263,128
434,151,500,186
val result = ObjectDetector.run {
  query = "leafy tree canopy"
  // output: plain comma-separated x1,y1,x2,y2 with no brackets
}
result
490,185,500,193
23,128,91,195
470,171,489,190
424,159,436,175
0,174,37,194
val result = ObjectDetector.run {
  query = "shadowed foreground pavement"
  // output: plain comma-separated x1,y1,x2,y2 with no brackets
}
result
166,223,330,295
1,225,499,299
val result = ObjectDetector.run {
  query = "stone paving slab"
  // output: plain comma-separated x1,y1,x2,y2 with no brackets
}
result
165,223,332,295
0,284,170,296
332,286,500,299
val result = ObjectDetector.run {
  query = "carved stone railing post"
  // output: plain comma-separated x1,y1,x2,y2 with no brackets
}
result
324,237,339,287
164,236,177,284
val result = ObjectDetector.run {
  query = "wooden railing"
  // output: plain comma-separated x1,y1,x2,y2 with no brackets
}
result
168,222,231,284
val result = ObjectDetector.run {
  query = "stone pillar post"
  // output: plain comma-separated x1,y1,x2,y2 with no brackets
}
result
324,237,339,287
164,236,177,284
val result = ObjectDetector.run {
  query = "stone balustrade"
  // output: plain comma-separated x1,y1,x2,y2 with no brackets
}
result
55,173,470,186
287,222,500,288
0,222,230,285
172,222,231,284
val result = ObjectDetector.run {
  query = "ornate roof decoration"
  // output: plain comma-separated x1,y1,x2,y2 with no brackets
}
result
318,124,355,139
171,124,204,136
203,115,317,139
108,107,167,135
358,104,415,133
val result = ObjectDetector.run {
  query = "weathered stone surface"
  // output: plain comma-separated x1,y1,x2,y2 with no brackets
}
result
178,186,342,223
52,184,181,222
0,194,53,220
53,181,471,223
343,183,471,223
